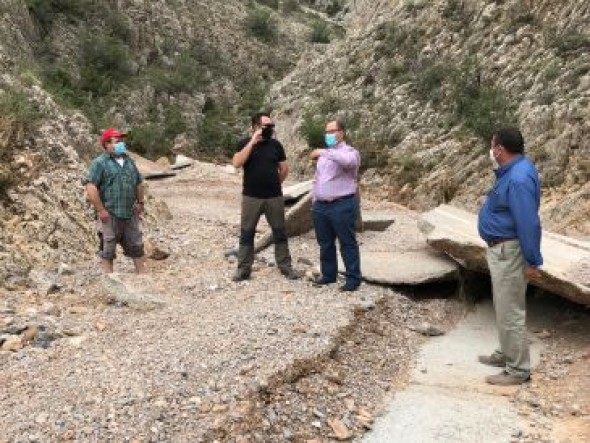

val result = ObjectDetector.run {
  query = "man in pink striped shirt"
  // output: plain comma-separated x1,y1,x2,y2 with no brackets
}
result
310,119,362,291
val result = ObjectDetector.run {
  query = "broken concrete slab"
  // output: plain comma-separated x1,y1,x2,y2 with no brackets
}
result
171,154,194,170
255,193,313,252
283,180,313,203
361,211,395,232
420,204,590,305
127,152,176,180
339,250,459,285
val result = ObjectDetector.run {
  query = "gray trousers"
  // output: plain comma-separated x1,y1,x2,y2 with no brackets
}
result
237,195,292,275
486,240,530,377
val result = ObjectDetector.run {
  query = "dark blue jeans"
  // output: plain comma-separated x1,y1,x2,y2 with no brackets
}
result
312,196,361,287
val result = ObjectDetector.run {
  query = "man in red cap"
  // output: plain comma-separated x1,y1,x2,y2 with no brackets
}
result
85,128,146,273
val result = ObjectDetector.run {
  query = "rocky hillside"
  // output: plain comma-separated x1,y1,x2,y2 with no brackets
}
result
271,0,590,238
0,0,341,288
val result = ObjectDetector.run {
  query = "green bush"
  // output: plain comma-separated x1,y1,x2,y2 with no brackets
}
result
550,31,590,55
454,85,516,144
326,1,343,16
394,154,424,184
257,0,279,9
198,110,238,159
414,62,452,102
78,34,132,97
310,20,330,43
281,0,300,14
26,0,87,34
299,113,325,148
163,105,187,139
0,89,42,128
127,125,168,158
245,8,278,42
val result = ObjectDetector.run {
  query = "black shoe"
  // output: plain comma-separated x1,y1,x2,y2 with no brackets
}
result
281,269,301,280
232,271,250,282
312,276,336,287
339,283,360,292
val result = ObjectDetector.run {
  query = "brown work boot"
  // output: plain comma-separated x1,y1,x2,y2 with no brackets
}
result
485,370,530,386
478,354,506,368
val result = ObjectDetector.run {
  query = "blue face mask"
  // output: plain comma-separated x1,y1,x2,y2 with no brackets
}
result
114,141,127,155
324,133,338,148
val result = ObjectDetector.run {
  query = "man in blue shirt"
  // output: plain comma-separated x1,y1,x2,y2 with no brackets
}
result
477,128,543,386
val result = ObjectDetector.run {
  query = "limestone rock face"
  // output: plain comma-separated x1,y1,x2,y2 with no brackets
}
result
420,205,590,305
271,0,590,238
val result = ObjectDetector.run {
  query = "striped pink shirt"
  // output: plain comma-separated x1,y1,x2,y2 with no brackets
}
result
312,141,360,202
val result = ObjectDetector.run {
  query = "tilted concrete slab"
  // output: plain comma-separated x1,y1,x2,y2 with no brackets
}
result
171,154,194,170
254,193,313,252
361,211,395,232
128,152,176,180
282,180,313,203
419,204,590,305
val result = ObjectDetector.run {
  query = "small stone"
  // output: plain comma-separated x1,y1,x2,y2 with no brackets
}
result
312,409,325,418
410,322,444,336
40,302,61,316
311,421,321,429
297,257,313,266
536,330,552,339
325,370,344,385
329,418,353,440
22,325,39,343
57,263,74,276
62,430,75,441
212,404,229,413
1,335,22,351
344,398,355,411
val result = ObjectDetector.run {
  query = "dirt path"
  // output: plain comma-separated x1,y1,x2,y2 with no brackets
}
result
1,163,587,442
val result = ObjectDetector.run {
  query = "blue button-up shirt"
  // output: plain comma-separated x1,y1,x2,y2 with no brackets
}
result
478,155,543,267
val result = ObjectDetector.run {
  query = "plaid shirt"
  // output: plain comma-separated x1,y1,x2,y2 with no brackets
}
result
85,153,143,219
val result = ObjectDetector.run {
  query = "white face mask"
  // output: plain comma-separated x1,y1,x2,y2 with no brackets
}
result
489,149,499,169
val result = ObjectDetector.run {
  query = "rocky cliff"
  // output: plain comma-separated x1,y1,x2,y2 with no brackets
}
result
271,0,590,238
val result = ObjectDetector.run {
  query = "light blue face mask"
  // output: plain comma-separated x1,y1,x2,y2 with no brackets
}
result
114,141,127,155
324,133,338,147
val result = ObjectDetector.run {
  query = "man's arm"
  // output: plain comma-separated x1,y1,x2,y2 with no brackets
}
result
232,130,262,168
314,148,360,169
134,182,145,216
508,180,543,271
86,183,110,222
278,161,288,183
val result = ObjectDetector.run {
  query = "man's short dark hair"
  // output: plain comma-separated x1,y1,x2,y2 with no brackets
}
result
251,112,271,127
494,128,524,154
335,119,346,133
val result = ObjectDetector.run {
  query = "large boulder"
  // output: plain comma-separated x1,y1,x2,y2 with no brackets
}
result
420,205,590,305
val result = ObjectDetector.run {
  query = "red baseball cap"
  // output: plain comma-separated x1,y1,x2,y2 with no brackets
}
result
100,128,128,144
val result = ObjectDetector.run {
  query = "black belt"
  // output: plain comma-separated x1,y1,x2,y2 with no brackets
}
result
487,238,516,247
319,193,355,204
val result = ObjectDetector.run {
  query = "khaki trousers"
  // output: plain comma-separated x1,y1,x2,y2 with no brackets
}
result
237,195,292,276
486,240,530,377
